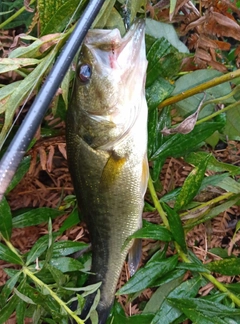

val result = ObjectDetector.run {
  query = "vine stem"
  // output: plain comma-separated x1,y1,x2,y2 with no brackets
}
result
0,0,36,29
147,175,240,307
23,267,84,324
158,69,240,109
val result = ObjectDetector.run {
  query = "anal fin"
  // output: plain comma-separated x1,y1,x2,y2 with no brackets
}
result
128,239,142,277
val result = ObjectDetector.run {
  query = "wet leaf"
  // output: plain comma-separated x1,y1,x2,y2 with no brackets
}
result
177,262,209,273
52,240,88,258
12,207,63,228
163,204,186,252
0,242,23,265
117,255,178,295
0,196,12,240
26,234,56,266
151,276,202,324
174,155,210,211
49,257,83,273
205,258,240,275
168,297,240,318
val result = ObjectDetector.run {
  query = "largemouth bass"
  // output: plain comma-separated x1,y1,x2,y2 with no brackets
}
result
66,19,148,324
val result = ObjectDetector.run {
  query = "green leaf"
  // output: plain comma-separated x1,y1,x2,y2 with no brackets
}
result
153,269,186,287
49,257,83,273
52,240,88,258
26,234,53,266
146,78,174,111
163,204,186,252
0,196,12,240
151,276,202,324
124,220,172,248
41,0,87,35
13,288,36,304
0,271,21,307
172,69,234,118
217,177,240,193
12,207,63,228
0,242,23,265
151,121,224,161
176,262,209,273
143,275,184,314
117,255,178,295
44,263,67,286
0,279,26,323
184,197,239,229
16,299,25,324
205,258,240,275
0,50,57,149
174,155,210,211
59,208,79,233
6,156,31,194
0,58,40,73
185,151,240,176
146,37,186,86
224,104,240,140
146,18,189,53
168,297,240,317
93,0,116,28
0,292,18,323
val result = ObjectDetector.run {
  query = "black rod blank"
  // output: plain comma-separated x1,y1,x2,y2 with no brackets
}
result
0,0,105,201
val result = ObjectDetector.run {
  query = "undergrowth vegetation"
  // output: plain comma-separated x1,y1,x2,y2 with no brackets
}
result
1,1,240,323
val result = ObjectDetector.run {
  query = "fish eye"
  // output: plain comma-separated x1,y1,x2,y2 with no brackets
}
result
78,63,92,83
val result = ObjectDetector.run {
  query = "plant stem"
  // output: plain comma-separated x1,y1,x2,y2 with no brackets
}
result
148,177,240,307
180,192,234,217
158,69,240,109
148,175,169,228
0,0,36,29
23,267,84,324
196,100,240,124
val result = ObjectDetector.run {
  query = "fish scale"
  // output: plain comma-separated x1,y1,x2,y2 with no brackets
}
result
66,19,148,324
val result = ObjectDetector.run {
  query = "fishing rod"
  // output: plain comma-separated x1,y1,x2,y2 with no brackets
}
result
0,0,105,202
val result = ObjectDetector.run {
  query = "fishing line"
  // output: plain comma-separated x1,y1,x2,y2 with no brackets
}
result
0,0,105,201
3,0,84,148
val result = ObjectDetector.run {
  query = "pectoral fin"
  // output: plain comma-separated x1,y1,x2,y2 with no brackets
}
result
141,154,149,197
100,151,126,190
128,239,142,277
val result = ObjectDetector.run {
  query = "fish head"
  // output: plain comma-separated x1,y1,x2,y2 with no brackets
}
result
74,19,147,117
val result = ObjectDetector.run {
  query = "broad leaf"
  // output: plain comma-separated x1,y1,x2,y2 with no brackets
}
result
163,204,186,252
12,207,63,228
0,242,23,265
117,255,178,295
0,196,12,240
174,155,210,211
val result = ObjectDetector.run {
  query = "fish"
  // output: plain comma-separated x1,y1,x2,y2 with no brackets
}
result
66,19,148,324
